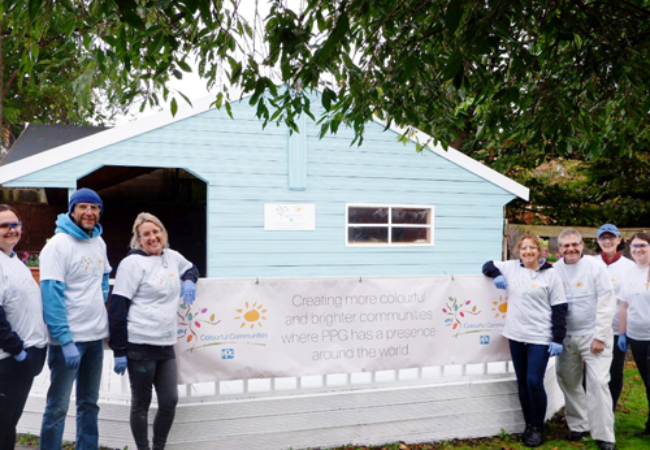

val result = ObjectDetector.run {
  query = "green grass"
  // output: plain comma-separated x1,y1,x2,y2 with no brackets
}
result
16,365,649,450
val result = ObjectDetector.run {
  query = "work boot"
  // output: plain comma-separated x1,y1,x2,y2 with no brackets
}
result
566,430,589,441
524,426,543,447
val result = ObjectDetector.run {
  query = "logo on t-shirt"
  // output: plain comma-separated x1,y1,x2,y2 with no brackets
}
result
78,256,104,276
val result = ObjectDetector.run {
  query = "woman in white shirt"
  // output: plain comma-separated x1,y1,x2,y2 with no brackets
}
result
0,204,48,449
594,224,635,411
109,212,199,450
619,232,650,439
483,234,568,448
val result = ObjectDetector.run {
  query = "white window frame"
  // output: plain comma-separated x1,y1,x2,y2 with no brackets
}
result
345,203,435,247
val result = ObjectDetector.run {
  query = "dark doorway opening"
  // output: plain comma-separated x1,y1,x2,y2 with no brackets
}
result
78,166,207,277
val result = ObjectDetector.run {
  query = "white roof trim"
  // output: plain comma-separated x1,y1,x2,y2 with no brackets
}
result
375,119,529,201
0,93,528,201
0,96,217,185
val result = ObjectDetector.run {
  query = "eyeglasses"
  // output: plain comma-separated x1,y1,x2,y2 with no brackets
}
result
0,221,22,230
520,245,539,250
598,236,618,242
559,242,583,249
631,243,649,249
139,228,163,239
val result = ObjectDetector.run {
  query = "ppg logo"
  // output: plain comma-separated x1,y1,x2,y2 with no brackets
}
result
221,348,235,359
480,335,490,345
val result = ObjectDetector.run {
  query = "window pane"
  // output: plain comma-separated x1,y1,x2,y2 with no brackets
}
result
348,207,389,224
391,227,430,244
392,208,430,225
348,227,389,243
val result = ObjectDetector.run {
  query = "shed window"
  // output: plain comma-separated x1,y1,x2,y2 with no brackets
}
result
346,204,434,246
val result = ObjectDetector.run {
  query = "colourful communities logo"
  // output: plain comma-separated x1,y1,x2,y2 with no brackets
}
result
442,296,481,338
177,305,221,347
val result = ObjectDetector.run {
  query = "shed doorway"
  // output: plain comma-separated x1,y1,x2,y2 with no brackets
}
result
78,166,207,276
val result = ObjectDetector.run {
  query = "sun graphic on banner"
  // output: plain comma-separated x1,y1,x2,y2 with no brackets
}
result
492,295,508,318
235,302,268,329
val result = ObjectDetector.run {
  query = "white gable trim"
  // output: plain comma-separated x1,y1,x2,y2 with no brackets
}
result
378,121,529,201
0,93,528,201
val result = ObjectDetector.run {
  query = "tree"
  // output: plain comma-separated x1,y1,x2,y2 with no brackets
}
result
0,1,111,150
5,1,650,224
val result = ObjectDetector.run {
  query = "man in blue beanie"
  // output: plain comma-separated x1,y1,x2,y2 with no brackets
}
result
38,188,111,450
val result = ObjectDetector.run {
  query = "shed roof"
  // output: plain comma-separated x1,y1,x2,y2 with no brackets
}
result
0,94,529,201
2,123,109,165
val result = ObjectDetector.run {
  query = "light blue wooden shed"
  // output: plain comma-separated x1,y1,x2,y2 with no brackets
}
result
4,94,555,450
0,93,528,278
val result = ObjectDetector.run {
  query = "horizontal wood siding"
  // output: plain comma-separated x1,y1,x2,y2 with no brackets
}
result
5,100,515,277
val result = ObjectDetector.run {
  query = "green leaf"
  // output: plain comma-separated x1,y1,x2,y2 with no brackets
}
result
170,98,178,116
445,0,462,35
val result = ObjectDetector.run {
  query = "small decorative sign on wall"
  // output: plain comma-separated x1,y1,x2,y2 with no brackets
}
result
264,204,316,231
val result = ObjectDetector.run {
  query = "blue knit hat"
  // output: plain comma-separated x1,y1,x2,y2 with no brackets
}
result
69,188,103,215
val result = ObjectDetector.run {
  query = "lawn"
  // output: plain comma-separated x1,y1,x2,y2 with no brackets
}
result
17,363,649,450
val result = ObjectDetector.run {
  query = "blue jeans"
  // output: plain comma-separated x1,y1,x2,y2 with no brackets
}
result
509,340,551,428
40,340,104,450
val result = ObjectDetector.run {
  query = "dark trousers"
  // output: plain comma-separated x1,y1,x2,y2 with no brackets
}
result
509,340,551,429
609,335,627,411
629,337,650,433
128,358,178,450
0,347,46,450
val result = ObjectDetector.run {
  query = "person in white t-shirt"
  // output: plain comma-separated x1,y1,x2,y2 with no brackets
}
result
594,224,635,412
109,212,198,450
483,234,567,447
618,232,650,440
0,204,48,450
554,228,617,450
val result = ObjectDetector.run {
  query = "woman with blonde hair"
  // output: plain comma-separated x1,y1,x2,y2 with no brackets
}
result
483,234,568,447
109,212,199,450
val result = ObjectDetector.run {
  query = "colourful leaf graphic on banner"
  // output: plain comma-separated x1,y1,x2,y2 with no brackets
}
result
195,321,201,327
187,335,193,342
443,296,481,338
177,304,222,351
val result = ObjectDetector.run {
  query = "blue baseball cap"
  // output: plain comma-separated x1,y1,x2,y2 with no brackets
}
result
597,223,620,239
69,188,104,215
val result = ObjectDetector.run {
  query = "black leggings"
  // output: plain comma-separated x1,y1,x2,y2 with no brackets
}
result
609,335,627,411
128,357,179,450
629,337,650,433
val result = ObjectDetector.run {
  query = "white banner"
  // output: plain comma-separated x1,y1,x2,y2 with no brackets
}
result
174,275,511,384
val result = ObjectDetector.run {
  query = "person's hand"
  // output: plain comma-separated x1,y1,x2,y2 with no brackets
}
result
13,349,27,362
61,342,80,369
590,339,605,354
114,356,127,375
181,280,196,307
548,342,563,357
493,275,508,290
618,333,628,352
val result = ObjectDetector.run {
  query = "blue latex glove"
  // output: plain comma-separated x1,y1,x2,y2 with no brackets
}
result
493,275,508,290
13,349,27,362
181,280,196,307
114,356,127,375
548,342,564,357
61,342,80,369
618,333,629,352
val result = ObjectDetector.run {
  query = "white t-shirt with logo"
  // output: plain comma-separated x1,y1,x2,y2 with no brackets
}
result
621,265,650,341
493,260,567,345
554,255,614,336
113,250,193,346
0,252,48,360
595,254,635,335
40,233,111,343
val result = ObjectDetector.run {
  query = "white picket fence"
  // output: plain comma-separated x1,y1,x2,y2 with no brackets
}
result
17,350,565,449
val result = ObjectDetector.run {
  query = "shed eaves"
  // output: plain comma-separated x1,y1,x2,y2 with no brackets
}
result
2,123,109,165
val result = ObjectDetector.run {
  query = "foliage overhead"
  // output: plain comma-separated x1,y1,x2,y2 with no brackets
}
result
4,0,650,225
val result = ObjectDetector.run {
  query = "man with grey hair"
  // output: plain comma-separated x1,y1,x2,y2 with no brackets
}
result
554,228,617,450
